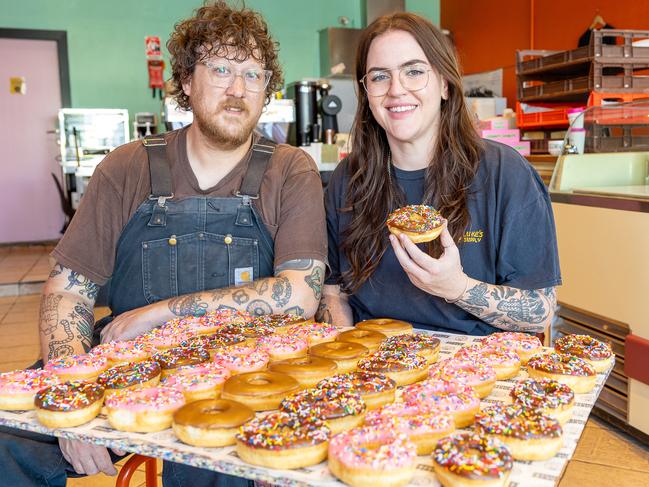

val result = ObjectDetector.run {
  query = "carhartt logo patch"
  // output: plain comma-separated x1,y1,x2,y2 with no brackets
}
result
234,267,253,286
463,230,484,243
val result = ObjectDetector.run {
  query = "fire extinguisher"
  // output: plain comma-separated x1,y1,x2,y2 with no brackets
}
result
145,36,164,99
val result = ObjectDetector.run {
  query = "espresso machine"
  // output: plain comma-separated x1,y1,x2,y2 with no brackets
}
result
287,80,342,146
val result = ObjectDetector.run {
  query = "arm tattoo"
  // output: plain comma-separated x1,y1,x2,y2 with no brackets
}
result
274,259,315,275
46,301,96,358
284,306,305,317
48,318,75,359
242,279,269,295
246,299,273,316
72,303,95,353
232,289,250,305
168,294,208,317
64,271,100,300
49,264,64,278
271,277,292,307
304,266,323,300
39,294,63,335
315,301,333,323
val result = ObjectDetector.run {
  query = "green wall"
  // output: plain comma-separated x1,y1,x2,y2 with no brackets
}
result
1,0,439,121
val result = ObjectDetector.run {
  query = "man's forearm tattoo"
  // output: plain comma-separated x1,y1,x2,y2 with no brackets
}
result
315,301,333,323
49,264,64,278
72,302,95,352
46,300,96,359
246,299,273,316
39,294,63,335
232,289,250,305
271,277,292,307
64,271,100,300
284,305,305,317
274,259,315,275
304,266,323,300
168,294,208,317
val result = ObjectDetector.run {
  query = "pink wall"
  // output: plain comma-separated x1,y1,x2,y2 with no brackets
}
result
0,37,63,243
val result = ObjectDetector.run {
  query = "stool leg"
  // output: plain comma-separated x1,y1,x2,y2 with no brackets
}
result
145,457,158,486
115,454,155,487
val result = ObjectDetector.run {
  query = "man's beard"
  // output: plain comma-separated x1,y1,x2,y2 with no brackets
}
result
193,99,258,150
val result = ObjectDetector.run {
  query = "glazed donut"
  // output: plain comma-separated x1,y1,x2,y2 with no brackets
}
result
235,411,330,469
432,432,513,487
475,403,563,461
554,334,614,373
379,333,441,364
152,346,210,378
250,313,307,334
454,344,521,380
309,341,369,373
268,356,338,388
221,371,300,411
218,321,275,344
97,360,161,397
211,345,270,374
336,329,387,352
256,334,308,362
429,358,496,398
316,371,396,410
0,369,59,410
285,321,340,346
181,333,247,359
402,379,480,428
357,349,428,386
280,387,366,435
136,327,192,351
172,398,254,447
328,426,417,487
105,386,185,432
90,340,156,367
34,381,104,428
386,205,446,243
44,354,108,382
527,352,597,393
160,362,231,402
510,378,575,424
163,309,252,335
481,332,543,365
364,402,455,455
355,318,413,337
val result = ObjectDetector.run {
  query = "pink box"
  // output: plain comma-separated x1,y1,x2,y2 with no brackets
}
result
480,129,520,140
478,118,516,130
485,137,530,156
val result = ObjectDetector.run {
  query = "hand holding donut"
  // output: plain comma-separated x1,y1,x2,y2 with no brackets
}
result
389,225,469,302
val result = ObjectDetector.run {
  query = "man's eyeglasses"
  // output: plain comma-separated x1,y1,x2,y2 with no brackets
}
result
360,63,433,97
200,61,272,93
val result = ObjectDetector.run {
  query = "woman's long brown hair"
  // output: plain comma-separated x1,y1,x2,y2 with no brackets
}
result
340,12,483,294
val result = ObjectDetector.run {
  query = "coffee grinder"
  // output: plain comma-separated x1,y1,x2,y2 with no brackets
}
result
287,80,342,146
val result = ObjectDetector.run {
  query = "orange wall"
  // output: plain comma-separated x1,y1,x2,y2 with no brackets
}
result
441,0,649,106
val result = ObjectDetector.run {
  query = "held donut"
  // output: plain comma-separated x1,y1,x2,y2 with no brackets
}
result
428,358,497,399
554,334,614,373
454,344,521,380
160,362,231,402
34,381,105,428
365,402,455,455
379,333,441,364
0,369,60,411
105,386,185,432
221,371,300,411
336,329,387,352
172,398,254,447
152,346,210,378
481,332,543,365
355,318,413,337
386,205,446,243
474,403,563,461
432,432,513,487
510,378,575,424
328,426,417,487
211,345,270,374
357,349,428,386
309,341,369,373
44,354,108,382
256,334,308,362
268,356,338,388
527,352,597,393
402,379,480,428
285,322,341,346
316,371,397,410
235,411,330,469
97,360,161,397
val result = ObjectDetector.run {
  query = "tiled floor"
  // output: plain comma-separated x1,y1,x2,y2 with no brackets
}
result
0,245,648,486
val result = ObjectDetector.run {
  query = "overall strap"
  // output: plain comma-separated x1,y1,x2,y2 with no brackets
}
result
235,137,276,226
143,135,174,226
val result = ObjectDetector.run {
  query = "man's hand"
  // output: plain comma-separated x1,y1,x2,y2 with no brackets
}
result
59,438,124,476
100,306,163,343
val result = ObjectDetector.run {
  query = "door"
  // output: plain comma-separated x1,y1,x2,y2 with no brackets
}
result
0,37,63,243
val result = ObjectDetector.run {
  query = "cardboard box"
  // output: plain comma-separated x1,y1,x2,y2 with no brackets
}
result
478,117,516,130
480,129,520,140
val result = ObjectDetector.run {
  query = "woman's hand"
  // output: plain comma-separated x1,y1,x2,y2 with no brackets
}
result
389,227,468,301
100,305,164,343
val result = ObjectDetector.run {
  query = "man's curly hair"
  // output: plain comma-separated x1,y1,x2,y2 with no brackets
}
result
167,1,283,109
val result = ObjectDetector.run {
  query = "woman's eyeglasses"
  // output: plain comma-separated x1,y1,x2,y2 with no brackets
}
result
360,64,433,97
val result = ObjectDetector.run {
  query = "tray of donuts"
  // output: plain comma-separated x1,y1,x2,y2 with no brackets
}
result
0,309,614,487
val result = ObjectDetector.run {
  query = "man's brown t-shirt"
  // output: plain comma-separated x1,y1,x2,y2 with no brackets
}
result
52,127,327,286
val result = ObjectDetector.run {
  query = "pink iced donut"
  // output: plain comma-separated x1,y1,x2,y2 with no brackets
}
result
256,334,308,361
0,369,60,410
285,321,340,346
481,332,543,364
90,340,156,366
44,354,108,382
161,362,230,402
429,358,496,398
211,345,270,374
136,327,192,350
105,386,185,432
218,322,276,342
454,344,521,380
328,426,417,487
402,379,480,428
364,402,455,454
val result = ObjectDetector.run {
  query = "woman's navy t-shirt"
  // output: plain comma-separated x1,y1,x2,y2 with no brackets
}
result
325,140,562,336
